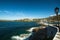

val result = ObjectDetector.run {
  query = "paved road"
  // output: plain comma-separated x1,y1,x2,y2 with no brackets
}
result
53,32,60,40
39,22,60,40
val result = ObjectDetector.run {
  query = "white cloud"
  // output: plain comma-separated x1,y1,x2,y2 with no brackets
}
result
0,10,26,20
50,14,56,17
0,10,10,15
0,10,42,20
0,10,9,13
50,13,60,17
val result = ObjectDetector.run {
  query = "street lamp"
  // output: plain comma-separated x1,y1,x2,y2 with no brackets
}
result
55,7,59,27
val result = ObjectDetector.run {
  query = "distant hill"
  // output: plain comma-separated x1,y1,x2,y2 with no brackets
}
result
46,15,60,22
14,18,34,22
0,15,60,22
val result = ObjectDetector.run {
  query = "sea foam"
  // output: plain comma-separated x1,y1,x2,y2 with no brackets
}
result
11,33,31,40
11,27,37,40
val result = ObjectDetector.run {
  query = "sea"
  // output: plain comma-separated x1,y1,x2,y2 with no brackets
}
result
0,22,40,40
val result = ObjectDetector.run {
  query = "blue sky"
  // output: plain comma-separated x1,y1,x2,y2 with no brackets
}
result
0,0,60,20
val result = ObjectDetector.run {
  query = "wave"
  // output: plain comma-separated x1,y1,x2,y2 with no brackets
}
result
11,33,31,40
11,27,37,40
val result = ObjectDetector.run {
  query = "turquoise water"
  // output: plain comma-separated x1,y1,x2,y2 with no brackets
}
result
0,22,40,40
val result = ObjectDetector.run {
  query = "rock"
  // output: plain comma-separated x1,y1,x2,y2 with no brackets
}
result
27,26,57,40
28,27,47,40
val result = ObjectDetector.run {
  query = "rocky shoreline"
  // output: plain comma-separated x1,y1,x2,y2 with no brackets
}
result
26,26,57,40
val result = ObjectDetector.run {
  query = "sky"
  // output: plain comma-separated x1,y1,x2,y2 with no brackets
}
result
0,0,60,20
